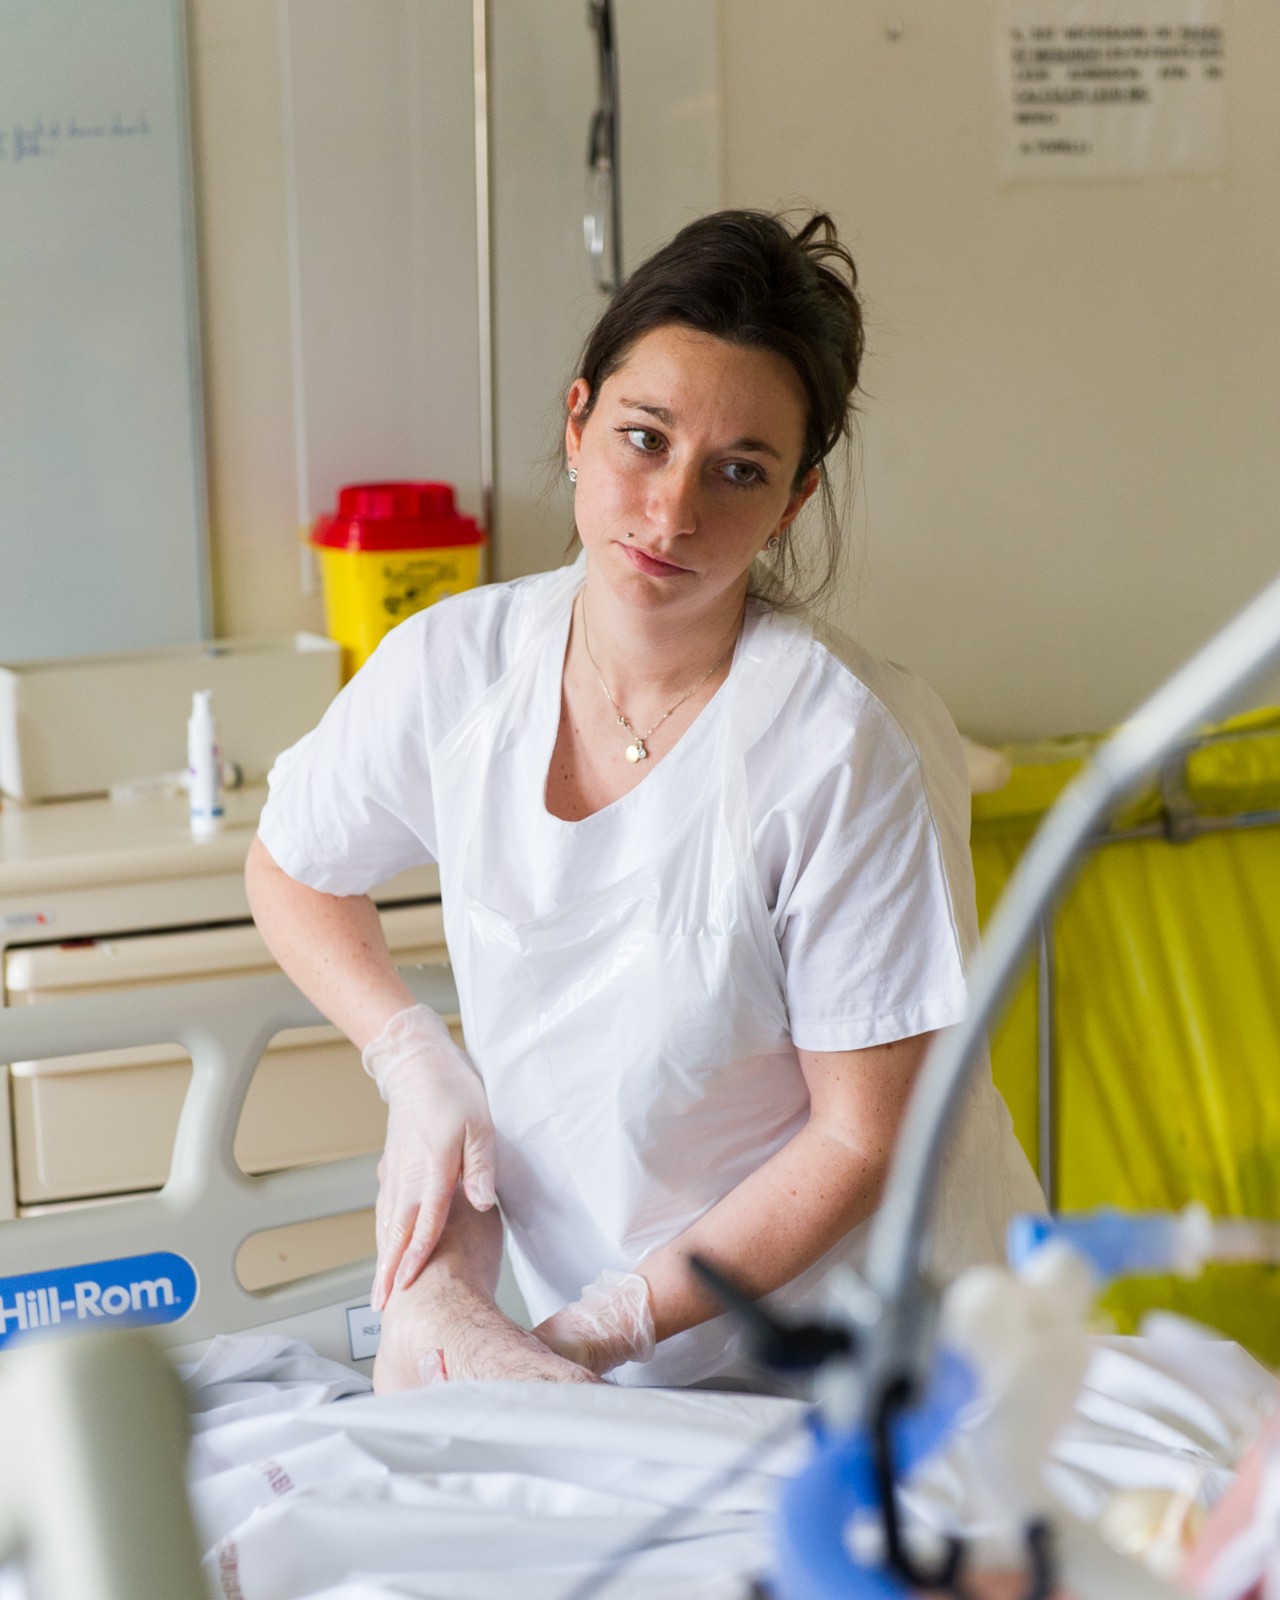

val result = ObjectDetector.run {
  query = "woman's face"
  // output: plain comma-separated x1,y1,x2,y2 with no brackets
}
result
564,325,818,622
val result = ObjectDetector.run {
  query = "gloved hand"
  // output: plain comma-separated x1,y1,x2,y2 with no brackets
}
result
532,1269,656,1376
362,1003,496,1310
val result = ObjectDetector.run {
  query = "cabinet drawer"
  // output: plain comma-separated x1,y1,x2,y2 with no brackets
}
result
3,901,447,1000
11,1012,465,1205
4,902,457,1205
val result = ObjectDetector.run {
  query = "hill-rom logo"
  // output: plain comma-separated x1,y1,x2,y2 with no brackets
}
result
0,1252,199,1349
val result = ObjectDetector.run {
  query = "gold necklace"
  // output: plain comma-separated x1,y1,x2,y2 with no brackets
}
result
579,599,735,763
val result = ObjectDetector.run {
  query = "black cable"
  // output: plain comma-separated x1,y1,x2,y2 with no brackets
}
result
1021,1517,1057,1600
872,1377,1059,1600
688,1255,855,1372
871,1375,968,1594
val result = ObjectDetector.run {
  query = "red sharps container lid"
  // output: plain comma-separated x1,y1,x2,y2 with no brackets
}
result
310,482,485,552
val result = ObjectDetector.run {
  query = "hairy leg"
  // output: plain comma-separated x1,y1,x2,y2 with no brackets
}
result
372,1191,601,1392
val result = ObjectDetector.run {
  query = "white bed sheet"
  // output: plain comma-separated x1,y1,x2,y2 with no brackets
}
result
168,1318,1278,1600
183,1334,789,1600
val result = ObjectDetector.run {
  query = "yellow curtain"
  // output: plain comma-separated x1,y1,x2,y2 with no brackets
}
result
971,711,1280,1360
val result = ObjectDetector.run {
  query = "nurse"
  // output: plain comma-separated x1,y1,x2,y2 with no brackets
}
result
247,209,1043,1393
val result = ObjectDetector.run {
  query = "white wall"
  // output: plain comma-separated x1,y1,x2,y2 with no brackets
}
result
189,0,319,640
188,2,1279,738
279,2,483,542
188,0,719,633
719,2,1280,739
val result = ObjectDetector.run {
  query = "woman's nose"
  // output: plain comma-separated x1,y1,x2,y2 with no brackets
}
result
647,462,700,538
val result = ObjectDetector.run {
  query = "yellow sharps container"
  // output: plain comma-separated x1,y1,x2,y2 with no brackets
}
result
310,482,487,678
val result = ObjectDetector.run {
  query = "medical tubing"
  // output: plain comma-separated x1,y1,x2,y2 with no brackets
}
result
1006,1207,1207,1282
1008,1204,1280,1279
774,1347,976,1600
870,1383,1057,1600
689,1252,856,1371
556,1409,808,1600
862,567,1280,1393
1022,1520,1056,1600
872,1377,965,1593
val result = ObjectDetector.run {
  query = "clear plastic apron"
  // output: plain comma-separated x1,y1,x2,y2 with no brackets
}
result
432,562,1042,1389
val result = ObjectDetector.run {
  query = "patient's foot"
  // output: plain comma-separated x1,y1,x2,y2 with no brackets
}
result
373,1268,602,1393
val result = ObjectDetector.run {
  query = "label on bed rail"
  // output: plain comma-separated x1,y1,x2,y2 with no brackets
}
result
346,1303,381,1361
0,1251,199,1348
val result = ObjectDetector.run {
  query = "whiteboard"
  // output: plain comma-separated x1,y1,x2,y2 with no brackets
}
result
0,0,210,663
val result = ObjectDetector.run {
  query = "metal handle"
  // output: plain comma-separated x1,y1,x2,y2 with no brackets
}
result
585,0,622,293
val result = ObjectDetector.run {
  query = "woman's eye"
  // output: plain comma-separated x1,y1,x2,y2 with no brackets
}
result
723,461,764,488
622,426,664,453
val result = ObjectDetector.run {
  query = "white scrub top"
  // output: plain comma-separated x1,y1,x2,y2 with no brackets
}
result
260,561,1044,1389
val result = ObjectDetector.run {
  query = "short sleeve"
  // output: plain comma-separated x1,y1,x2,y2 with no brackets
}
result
754,656,974,1054
257,615,437,895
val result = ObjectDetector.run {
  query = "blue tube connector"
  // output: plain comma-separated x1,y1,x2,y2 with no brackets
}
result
1007,1206,1212,1284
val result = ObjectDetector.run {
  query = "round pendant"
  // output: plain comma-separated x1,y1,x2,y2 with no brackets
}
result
625,741,647,763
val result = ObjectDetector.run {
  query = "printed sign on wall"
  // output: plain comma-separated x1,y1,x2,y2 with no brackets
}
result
1000,0,1226,179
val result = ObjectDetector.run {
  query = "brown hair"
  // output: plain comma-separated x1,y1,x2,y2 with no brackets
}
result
570,208,864,610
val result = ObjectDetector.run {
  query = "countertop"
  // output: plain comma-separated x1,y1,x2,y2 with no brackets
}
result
0,784,440,901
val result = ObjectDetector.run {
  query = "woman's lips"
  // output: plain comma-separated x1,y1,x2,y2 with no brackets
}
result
621,543,690,577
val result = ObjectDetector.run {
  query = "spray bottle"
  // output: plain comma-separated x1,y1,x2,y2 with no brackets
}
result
187,689,224,839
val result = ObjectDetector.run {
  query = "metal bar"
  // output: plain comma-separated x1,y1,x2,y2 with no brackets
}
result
277,0,314,596
1036,916,1057,1209
171,0,213,636
1018,767,1280,1207
586,0,623,294
1100,808,1280,846
473,0,496,565
603,0,622,290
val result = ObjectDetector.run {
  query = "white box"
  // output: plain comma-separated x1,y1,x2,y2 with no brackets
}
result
0,634,341,802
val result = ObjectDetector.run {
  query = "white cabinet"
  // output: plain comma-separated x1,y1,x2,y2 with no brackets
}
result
0,783,443,1289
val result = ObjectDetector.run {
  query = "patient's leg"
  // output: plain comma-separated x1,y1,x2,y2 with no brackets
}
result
373,1190,600,1393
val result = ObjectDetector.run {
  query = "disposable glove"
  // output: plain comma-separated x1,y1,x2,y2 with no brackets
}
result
362,1003,496,1310
532,1268,656,1376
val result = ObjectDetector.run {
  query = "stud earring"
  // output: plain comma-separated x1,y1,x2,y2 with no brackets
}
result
766,534,781,552
567,467,578,483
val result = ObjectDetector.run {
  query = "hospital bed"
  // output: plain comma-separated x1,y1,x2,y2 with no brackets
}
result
0,929,1272,1600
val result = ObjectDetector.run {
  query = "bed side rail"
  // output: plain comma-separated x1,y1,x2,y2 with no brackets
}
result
0,964,457,1350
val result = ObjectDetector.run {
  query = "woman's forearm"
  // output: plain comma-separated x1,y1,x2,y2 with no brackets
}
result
245,834,416,1050
636,1117,887,1341
637,1033,933,1344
